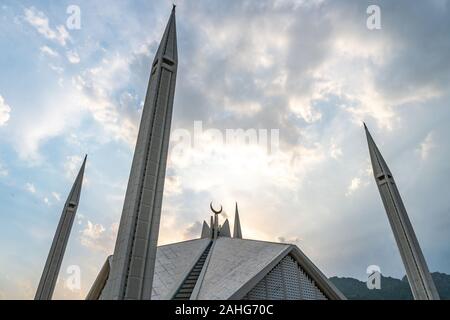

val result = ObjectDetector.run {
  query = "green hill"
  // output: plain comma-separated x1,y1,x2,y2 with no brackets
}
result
330,272,450,300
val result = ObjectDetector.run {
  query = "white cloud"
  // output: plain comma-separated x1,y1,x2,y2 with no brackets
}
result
52,192,61,202
64,155,83,180
330,143,343,159
346,177,361,197
79,221,118,254
277,236,303,246
165,175,182,196
183,221,202,239
40,45,59,57
43,197,50,205
73,54,140,146
49,64,64,74
66,50,80,64
0,95,11,126
25,182,36,194
168,128,326,203
9,88,84,161
289,95,322,123
24,7,71,46
417,132,435,161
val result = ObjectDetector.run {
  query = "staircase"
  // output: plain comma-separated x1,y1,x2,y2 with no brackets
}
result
172,241,213,300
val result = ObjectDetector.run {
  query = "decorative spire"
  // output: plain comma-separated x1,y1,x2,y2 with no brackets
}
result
364,124,439,300
35,155,87,300
233,202,242,239
220,219,231,237
200,220,211,239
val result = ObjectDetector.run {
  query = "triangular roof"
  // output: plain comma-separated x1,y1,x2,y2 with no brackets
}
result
87,237,344,300
195,237,290,299
193,237,344,300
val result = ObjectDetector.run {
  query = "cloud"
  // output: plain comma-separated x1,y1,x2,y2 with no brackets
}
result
330,143,343,159
24,7,71,46
4,80,85,161
49,64,64,74
289,95,322,123
72,50,147,146
417,132,436,161
79,221,118,254
183,221,203,239
164,175,182,196
277,236,303,246
0,95,11,126
66,50,80,64
346,177,361,197
25,182,36,194
52,192,61,202
40,45,59,57
64,155,83,180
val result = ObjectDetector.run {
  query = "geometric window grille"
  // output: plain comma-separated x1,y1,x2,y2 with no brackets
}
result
243,255,327,300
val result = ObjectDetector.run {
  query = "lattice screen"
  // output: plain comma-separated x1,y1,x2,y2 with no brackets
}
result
243,255,327,300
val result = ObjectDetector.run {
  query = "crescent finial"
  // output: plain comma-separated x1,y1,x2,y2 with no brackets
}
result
210,201,222,214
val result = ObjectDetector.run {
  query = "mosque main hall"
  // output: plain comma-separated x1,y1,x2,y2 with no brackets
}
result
33,7,439,301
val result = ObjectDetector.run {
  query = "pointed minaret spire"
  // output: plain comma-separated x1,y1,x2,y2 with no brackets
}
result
364,124,439,300
364,123,393,179
154,5,177,64
35,155,87,300
105,8,178,300
233,202,242,239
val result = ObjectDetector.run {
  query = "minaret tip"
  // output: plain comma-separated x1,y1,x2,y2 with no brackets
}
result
79,154,87,173
154,3,178,63
362,122,370,134
363,122,374,141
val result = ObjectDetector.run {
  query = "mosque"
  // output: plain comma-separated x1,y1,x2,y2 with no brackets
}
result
33,7,439,300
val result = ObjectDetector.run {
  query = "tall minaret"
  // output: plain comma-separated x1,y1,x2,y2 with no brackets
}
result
35,155,87,300
105,7,178,300
364,124,439,300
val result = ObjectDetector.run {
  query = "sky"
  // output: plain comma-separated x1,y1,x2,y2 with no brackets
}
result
0,0,449,299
